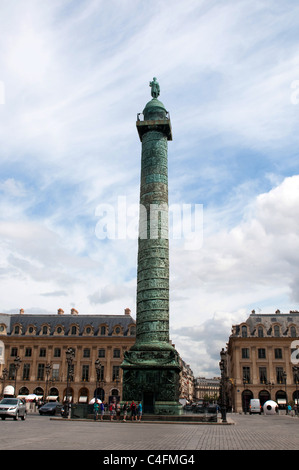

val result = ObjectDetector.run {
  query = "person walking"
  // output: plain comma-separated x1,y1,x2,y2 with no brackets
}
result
100,401,105,421
116,401,121,420
93,401,99,421
130,400,137,421
122,401,128,422
137,401,142,422
109,402,116,421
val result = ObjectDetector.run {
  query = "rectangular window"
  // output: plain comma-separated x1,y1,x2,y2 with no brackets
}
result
83,348,90,358
82,365,89,382
11,347,18,357
274,348,282,359
52,364,60,380
8,363,15,379
242,366,250,384
54,348,61,358
259,367,267,384
276,367,284,384
23,363,30,380
25,348,32,357
39,348,46,357
112,365,120,381
113,349,121,358
37,363,45,380
258,348,266,359
98,348,105,358
241,348,249,359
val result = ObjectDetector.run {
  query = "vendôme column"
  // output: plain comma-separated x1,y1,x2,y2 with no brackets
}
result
121,78,182,415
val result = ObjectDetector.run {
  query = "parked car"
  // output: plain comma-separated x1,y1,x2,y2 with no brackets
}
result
207,404,218,414
39,402,63,416
193,404,205,413
0,398,27,420
184,404,193,412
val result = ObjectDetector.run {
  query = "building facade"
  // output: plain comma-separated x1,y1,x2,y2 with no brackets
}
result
225,310,299,412
179,359,194,403
194,377,220,402
0,307,191,407
0,308,136,404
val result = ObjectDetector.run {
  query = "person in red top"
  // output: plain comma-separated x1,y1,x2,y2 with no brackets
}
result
130,400,137,421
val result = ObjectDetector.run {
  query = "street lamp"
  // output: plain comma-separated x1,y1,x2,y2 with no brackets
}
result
64,348,75,418
13,356,22,398
219,348,227,423
282,371,288,414
293,367,299,414
0,368,8,398
45,363,52,403
94,359,102,403
266,381,275,400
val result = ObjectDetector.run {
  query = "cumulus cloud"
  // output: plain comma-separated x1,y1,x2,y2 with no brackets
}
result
169,175,299,374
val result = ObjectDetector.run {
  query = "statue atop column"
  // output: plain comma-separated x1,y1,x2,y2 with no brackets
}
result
149,77,160,98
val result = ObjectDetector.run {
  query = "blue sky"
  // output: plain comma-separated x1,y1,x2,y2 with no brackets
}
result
1,0,299,376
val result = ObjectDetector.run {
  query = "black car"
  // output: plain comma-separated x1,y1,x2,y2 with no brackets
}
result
193,404,205,413
39,402,63,416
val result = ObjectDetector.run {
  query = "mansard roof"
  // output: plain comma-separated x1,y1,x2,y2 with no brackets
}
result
231,310,299,337
0,310,135,336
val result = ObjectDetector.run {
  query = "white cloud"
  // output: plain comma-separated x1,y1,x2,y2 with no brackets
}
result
0,0,299,377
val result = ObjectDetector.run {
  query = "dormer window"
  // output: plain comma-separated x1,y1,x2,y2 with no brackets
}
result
274,325,280,337
241,325,247,338
258,326,264,338
71,325,77,335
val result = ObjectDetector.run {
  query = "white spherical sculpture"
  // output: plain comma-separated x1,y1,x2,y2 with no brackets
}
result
263,400,278,415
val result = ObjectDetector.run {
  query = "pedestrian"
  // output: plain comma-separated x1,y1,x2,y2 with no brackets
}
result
100,401,105,421
137,401,142,422
93,401,99,421
123,401,128,421
116,401,121,420
109,402,116,421
130,400,137,421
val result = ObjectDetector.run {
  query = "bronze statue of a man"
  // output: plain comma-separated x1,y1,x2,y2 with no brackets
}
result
149,77,160,98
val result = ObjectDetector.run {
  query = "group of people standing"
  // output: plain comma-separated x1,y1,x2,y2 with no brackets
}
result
93,400,142,422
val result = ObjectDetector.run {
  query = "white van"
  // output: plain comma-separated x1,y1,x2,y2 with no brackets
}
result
249,398,261,415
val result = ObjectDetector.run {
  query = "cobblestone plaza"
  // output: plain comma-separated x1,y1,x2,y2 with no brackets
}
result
1,412,299,451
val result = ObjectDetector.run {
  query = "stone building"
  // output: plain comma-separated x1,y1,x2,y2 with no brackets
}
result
0,308,136,404
179,359,194,403
194,376,220,402
225,310,299,412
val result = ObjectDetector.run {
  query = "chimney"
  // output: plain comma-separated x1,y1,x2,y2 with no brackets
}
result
19,308,24,315
71,308,78,315
57,308,64,315
124,308,131,315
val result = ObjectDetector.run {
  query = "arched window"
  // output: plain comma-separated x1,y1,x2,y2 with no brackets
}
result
258,326,264,338
291,326,296,338
71,325,77,335
274,325,280,337
242,325,247,338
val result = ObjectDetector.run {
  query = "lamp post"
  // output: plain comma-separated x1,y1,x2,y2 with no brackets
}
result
13,356,21,398
64,348,75,418
94,359,102,403
282,371,288,414
266,381,275,400
219,348,227,423
0,368,8,398
45,363,52,403
293,367,299,414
